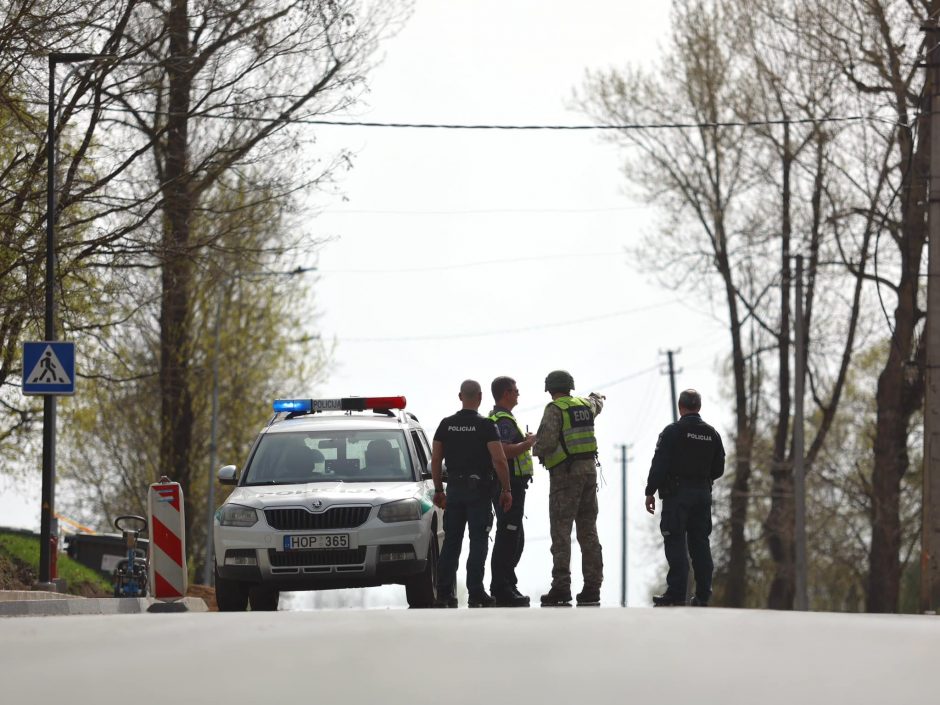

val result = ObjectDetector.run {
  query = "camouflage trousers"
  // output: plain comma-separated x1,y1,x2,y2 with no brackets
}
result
548,462,603,593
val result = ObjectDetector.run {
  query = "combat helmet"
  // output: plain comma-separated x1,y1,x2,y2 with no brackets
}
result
544,369,575,393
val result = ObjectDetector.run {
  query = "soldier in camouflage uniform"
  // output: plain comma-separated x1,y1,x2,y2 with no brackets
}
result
532,370,605,607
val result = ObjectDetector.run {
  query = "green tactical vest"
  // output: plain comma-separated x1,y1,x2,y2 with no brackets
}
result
489,411,534,478
543,396,598,470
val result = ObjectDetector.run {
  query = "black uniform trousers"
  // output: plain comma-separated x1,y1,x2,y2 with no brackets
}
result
437,481,493,599
490,475,528,596
660,485,713,602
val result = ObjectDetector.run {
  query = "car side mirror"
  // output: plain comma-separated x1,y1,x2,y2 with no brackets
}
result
217,465,238,485
421,460,432,480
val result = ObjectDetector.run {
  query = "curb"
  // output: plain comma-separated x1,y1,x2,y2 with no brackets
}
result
0,594,208,617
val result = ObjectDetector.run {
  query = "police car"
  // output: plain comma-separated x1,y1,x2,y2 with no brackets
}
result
212,396,443,611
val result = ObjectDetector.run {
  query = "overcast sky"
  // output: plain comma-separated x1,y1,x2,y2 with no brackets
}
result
2,1,734,607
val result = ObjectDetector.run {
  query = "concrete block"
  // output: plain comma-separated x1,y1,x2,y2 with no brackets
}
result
0,595,208,617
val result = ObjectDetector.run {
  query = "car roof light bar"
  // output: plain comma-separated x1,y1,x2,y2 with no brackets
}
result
273,399,311,413
272,396,407,414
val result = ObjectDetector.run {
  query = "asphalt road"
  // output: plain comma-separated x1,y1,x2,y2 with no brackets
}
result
1,607,936,704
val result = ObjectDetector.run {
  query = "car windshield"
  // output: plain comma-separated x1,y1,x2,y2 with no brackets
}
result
244,429,415,484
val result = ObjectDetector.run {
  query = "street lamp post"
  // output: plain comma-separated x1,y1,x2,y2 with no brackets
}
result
38,52,113,588
203,290,224,586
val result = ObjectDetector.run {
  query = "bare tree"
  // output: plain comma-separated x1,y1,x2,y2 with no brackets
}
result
800,0,932,612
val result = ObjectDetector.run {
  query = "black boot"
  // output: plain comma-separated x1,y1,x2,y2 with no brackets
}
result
494,588,530,607
540,588,573,607
652,593,686,607
576,587,601,607
468,591,495,608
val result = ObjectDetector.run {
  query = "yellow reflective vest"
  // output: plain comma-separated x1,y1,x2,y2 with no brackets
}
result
543,396,598,470
489,411,534,478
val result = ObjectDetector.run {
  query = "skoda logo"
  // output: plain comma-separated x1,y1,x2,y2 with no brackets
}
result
311,499,323,510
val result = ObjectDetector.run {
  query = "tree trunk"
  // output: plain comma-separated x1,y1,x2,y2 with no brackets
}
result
867,113,929,613
159,0,197,550
869,375,905,612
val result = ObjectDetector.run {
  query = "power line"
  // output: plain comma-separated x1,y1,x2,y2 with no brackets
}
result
259,114,891,130
85,102,900,131
587,363,664,390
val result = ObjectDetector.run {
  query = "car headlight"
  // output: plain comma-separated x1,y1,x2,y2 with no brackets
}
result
217,503,258,527
378,499,421,523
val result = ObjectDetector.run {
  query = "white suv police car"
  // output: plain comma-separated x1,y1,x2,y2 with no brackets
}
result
212,396,443,611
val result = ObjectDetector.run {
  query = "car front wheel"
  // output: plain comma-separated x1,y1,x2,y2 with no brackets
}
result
405,534,439,608
249,585,280,611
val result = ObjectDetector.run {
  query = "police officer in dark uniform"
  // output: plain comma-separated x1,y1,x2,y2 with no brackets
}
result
645,389,725,607
488,376,536,607
431,379,513,608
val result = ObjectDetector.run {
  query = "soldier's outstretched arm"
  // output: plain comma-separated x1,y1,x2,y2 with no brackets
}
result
588,391,605,416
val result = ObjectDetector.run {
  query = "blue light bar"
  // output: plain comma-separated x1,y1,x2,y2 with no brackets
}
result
273,396,407,414
273,399,312,413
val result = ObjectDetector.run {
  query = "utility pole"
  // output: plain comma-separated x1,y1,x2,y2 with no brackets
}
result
793,255,808,611
661,349,681,422
203,293,224,586
922,19,940,614
618,443,632,607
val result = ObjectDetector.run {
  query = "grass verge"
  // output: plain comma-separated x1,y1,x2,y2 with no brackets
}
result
0,531,111,596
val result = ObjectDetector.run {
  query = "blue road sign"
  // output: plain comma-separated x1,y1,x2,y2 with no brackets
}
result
22,341,75,395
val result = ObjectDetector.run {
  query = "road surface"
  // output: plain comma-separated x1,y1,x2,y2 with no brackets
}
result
1,606,935,704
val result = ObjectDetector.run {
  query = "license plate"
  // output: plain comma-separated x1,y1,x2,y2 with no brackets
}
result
282,534,351,550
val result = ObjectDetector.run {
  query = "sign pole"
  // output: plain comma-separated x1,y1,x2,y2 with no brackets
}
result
34,51,111,589
38,56,58,588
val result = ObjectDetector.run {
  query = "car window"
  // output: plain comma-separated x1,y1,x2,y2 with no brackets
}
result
416,430,432,461
244,429,414,484
411,430,428,469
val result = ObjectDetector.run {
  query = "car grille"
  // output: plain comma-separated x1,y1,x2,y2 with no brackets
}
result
268,547,367,567
264,506,371,530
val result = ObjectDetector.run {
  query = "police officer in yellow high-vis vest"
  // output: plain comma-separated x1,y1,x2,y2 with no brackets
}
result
488,376,537,607
532,370,605,607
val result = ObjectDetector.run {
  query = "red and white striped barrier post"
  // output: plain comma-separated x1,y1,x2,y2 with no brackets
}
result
148,480,188,601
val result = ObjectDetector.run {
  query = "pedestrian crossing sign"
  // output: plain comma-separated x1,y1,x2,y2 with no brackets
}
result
22,341,75,396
